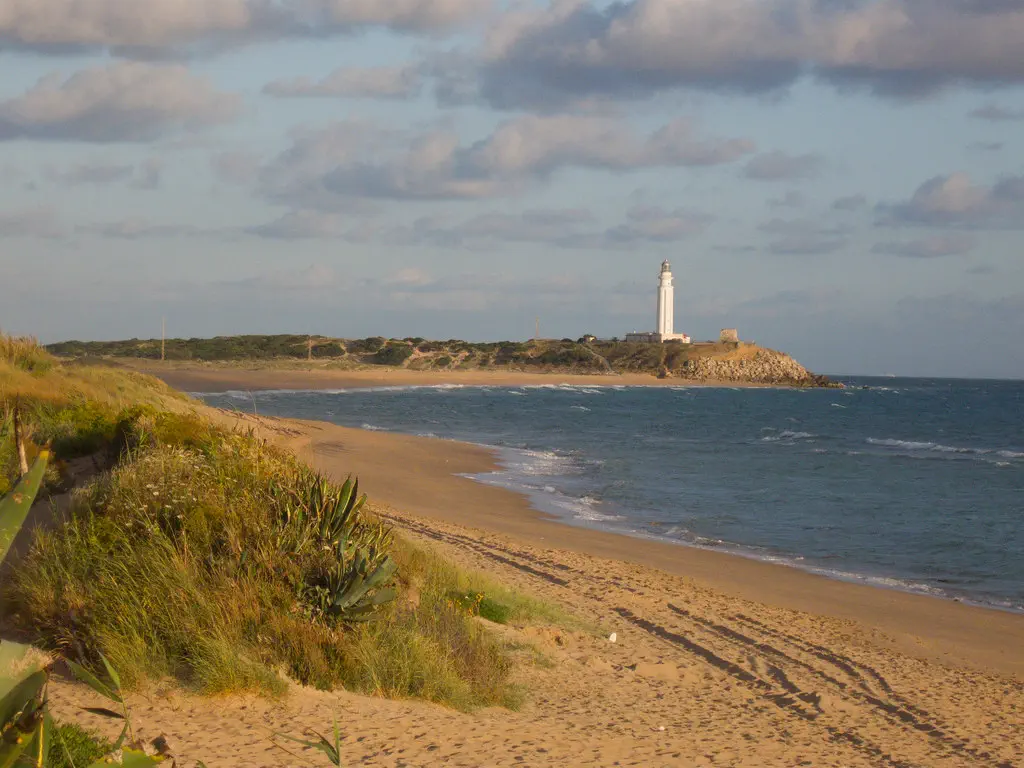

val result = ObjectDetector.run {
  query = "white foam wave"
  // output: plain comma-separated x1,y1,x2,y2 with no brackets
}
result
762,430,816,442
866,437,1014,456
571,405,591,412
360,423,389,431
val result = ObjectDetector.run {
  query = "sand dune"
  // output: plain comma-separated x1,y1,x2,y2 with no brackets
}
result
48,412,1024,767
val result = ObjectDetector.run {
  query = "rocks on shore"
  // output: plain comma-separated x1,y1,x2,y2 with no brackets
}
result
675,349,838,387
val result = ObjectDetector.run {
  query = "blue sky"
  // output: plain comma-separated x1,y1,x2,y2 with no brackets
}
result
1,0,1023,377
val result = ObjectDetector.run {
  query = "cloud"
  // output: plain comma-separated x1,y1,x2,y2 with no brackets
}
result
245,210,351,239
0,62,241,142
881,171,1024,227
743,151,823,181
759,217,848,254
832,194,868,211
872,233,976,258
470,0,1024,109
47,162,133,184
44,158,162,188
77,217,206,239
263,64,424,99
261,115,754,204
210,150,262,185
603,206,712,243
0,207,64,237
0,0,485,55
247,203,712,247
970,104,1024,121
769,190,805,209
968,141,1003,152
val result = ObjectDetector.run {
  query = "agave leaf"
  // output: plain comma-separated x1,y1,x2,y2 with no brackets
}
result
120,747,167,767
0,643,47,704
99,653,122,692
111,721,129,751
361,559,397,592
0,452,49,565
23,710,53,768
0,670,46,736
66,661,121,705
0,739,29,768
274,723,341,765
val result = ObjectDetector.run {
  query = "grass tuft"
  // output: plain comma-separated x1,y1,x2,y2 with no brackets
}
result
49,722,112,768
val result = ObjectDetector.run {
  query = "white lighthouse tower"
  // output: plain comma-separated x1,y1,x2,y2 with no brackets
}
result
656,260,674,337
625,260,691,344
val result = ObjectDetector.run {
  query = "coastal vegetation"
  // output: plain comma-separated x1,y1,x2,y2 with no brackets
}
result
1,334,572,765
46,335,834,386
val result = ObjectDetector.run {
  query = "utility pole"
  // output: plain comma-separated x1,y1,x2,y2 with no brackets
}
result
308,335,313,361
535,317,540,341
161,317,166,362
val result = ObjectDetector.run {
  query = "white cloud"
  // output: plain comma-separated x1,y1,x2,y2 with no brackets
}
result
743,151,823,181
261,115,755,204
882,171,1024,227
872,233,976,258
0,0,484,55
470,0,1024,109
263,65,424,99
0,62,241,142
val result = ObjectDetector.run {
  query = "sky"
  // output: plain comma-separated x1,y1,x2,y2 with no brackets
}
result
1,1,1023,378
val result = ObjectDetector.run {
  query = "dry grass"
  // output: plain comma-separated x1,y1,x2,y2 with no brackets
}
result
0,333,54,374
2,331,576,711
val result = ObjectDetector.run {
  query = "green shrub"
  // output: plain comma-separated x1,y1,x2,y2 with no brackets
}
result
372,344,414,366
347,337,387,354
434,355,453,368
49,723,112,768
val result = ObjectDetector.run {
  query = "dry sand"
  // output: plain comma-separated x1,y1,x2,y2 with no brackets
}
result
48,396,1024,767
131,363,769,393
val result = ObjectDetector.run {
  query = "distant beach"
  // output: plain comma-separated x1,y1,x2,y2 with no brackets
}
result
134,362,775,393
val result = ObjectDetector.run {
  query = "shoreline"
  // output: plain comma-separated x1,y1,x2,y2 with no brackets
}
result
132,363,797,393
213,405,1024,679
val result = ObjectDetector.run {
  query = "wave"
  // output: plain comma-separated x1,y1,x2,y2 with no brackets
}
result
360,423,389,431
570,405,591,412
462,446,621,524
865,437,1021,456
761,429,816,442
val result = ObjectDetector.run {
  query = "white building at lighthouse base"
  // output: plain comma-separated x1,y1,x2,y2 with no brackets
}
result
625,331,691,344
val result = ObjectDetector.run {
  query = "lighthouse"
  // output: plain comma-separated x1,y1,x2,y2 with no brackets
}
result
625,260,691,344
656,260,674,337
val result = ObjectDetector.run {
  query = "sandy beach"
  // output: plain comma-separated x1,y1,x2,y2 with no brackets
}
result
129,363,774,393
48,377,1024,767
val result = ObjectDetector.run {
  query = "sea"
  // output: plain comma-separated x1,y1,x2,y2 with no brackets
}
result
196,377,1024,613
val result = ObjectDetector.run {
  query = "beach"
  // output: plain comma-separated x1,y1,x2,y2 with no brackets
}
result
130,363,773,393
48,372,1024,766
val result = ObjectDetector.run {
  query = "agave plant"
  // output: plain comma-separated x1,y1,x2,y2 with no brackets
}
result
304,534,397,624
273,474,368,556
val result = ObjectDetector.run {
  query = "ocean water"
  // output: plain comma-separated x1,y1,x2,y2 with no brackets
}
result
197,378,1024,612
